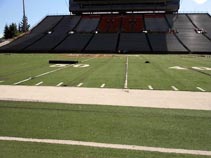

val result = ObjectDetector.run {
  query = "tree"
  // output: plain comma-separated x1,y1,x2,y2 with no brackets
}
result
3,23,18,39
19,16,30,33
4,25,10,39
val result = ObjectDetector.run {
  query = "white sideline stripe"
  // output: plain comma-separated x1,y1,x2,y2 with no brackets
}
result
77,83,83,87
0,137,211,156
197,87,206,92
56,82,63,87
101,84,105,88
35,82,43,86
148,85,153,90
14,77,32,85
171,86,178,91
124,56,128,89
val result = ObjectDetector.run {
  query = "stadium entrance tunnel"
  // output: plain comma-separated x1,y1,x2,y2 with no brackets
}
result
1,13,211,54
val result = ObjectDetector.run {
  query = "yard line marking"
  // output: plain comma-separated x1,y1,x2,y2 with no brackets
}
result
77,83,83,87
56,82,63,87
197,87,206,92
13,57,96,86
171,86,178,91
35,68,66,78
14,77,32,85
0,137,211,156
148,85,153,90
124,56,129,89
100,84,105,88
35,82,43,86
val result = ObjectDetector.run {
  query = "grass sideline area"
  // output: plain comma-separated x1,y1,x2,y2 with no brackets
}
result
0,141,210,158
0,101,211,151
0,54,211,91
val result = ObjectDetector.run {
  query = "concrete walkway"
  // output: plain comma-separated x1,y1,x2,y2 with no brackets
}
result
0,85,211,110
0,136,211,156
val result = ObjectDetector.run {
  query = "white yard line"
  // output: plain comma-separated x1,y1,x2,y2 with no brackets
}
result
124,56,129,89
171,86,178,91
148,85,153,90
35,67,67,78
56,82,63,87
197,87,206,92
77,83,83,87
35,82,43,86
12,57,96,86
0,136,211,156
100,84,105,88
14,77,32,85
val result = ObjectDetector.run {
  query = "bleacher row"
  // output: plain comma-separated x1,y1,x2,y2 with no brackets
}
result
1,13,211,53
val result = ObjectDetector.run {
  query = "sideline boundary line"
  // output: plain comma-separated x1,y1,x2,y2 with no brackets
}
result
0,136,211,156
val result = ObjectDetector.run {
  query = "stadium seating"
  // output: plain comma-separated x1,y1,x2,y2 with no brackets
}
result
76,15,100,32
148,33,187,53
1,13,211,54
25,16,80,52
188,14,211,39
54,33,92,52
145,14,169,32
0,16,63,52
118,33,150,52
85,33,118,52
122,15,144,32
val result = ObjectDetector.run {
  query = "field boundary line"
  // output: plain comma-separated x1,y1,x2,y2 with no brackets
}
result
124,56,128,89
0,136,211,156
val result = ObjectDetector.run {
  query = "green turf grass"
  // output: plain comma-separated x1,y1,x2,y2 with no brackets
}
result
0,54,211,91
0,141,210,158
0,101,211,151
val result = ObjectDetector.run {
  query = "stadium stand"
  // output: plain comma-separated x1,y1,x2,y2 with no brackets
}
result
25,16,80,52
54,33,92,52
0,16,63,52
118,33,150,52
76,15,100,32
121,15,144,32
188,14,211,40
85,33,118,52
1,0,211,54
145,14,169,32
148,33,187,53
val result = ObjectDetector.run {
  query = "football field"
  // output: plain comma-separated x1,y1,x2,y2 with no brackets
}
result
0,54,211,92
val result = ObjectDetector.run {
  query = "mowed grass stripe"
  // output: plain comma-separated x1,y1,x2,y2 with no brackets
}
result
1,141,209,158
0,101,211,151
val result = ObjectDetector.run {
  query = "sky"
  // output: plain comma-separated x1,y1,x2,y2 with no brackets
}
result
0,0,211,38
